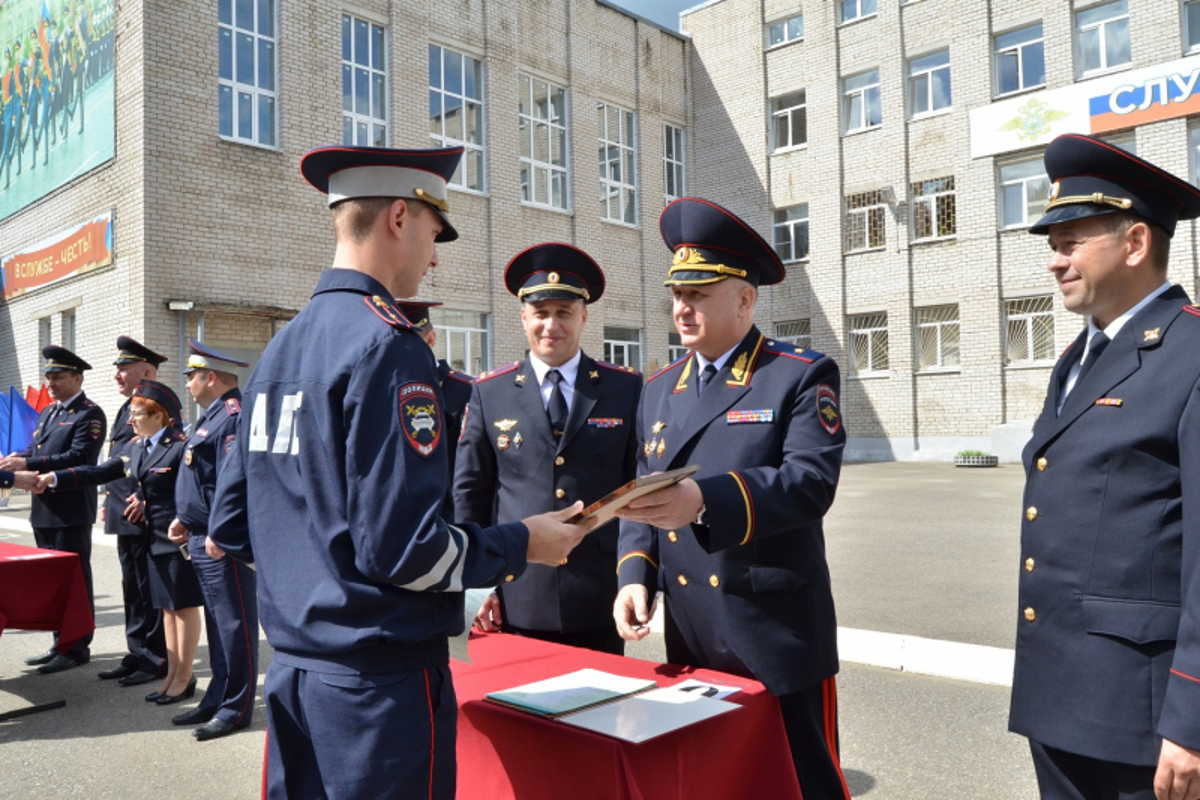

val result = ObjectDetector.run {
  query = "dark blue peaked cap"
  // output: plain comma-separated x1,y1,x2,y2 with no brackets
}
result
42,345,91,373
132,380,182,427
504,243,606,304
300,145,464,243
183,339,249,375
114,335,167,367
1030,133,1200,236
660,198,785,287
395,300,443,329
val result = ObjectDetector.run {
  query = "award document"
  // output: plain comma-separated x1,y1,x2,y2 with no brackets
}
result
567,465,700,527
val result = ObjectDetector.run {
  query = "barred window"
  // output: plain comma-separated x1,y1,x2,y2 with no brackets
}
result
1005,297,1055,364
343,17,387,148
849,313,889,374
773,204,809,262
915,305,960,369
598,102,637,225
771,91,806,151
430,46,485,191
218,0,276,146
911,177,956,240
775,319,812,350
845,190,887,252
519,75,569,210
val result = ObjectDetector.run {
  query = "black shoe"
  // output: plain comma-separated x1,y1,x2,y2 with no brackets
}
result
145,690,164,702
24,649,57,666
98,663,136,680
156,676,197,705
118,670,161,687
172,706,216,726
193,718,240,741
37,654,83,674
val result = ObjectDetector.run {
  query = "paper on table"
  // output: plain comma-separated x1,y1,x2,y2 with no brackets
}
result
664,678,743,700
452,588,494,664
557,688,739,743
485,668,657,717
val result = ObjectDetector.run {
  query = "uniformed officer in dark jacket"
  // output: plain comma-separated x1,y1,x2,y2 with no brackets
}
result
455,243,640,655
168,339,259,742
395,300,473,519
1009,134,1200,800
206,145,591,800
2,345,107,674
99,335,169,686
614,198,849,799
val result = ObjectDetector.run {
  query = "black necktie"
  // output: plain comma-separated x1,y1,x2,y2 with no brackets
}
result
697,364,718,396
546,370,569,437
1074,332,1110,388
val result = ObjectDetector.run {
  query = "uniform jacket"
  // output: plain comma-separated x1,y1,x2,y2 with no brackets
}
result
454,352,641,633
617,326,846,695
103,400,143,536
207,269,528,668
436,359,472,520
175,388,241,537
19,392,106,528
1010,285,1200,765
54,427,188,556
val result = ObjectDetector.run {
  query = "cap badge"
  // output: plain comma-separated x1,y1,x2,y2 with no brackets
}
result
673,247,707,266
1048,181,1060,202
548,272,560,284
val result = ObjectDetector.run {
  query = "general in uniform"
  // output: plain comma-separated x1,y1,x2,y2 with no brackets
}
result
615,198,850,799
1010,135,1200,800
454,243,640,655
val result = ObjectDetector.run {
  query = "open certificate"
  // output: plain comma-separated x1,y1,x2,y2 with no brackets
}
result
484,669,656,717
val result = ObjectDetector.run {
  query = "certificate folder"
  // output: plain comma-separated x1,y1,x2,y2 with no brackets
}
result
567,465,700,527
484,669,657,718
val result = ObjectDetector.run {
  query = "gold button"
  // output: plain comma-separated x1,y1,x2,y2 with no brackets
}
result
709,575,720,588
559,558,567,566
555,456,565,466
556,488,566,499
504,574,515,582
1026,506,1038,522
1036,458,1048,472
667,531,678,542
1024,607,1036,622
677,574,688,587
1025,557,1035,572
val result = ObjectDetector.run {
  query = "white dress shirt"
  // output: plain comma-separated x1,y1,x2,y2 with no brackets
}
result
530,350,582,411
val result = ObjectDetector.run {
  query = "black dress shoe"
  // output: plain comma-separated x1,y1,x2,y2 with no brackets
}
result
118,670,161,687
172,706,216,726
193,718,240,741
24,649,57,666
98,663,136,680
145,690,164,702
37,654,82,674
156,676,197,705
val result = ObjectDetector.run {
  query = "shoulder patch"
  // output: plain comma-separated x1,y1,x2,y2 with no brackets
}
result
764,340,821,364
595,360,642,377
1183,304,1200,318
648,356,689,383
225,397,242,415
446,370,474,385
476,363,520,383
364,295,415,330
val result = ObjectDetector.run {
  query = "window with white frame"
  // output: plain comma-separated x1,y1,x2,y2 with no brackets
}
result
909,50,951,117
995,24,1045,96
1190,122,1200,185
771,91,807,151
604,327,642,370
1005,297,1055,364
519,75,569,210
773,205,809,262
668,332,689,363
429,46,485,192
1000,156,1051,229
60,309,75,352
1077,0,1130,76
915,305,960,369
1102,133,1136,155
849,313,889,374
218,0,276,146
37,317,51,359
598,103,637,225
775,319,812,350
839,0,877,24
431,308,489,375
343,17,386,148
1188,0,1200,52
911,176,956,240
845,190,887,251
664,124,685,204
766,14,803,47
843,70,882,134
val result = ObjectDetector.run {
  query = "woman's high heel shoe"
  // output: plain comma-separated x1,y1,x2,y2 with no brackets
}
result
145,689,165,702
155,676,197,706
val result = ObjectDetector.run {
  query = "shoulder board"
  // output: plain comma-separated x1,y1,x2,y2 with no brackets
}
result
1183,304,1200,318
82,399,96,408
595,360,642,377
475,362,520,383
364,295,415,331
446,370,474,385
763,340,821,364
225,397,242,415
647,355,689,383
171,430,188,442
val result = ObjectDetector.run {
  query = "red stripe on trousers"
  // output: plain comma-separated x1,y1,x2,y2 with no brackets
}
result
425,668,436,800
823,678,852,800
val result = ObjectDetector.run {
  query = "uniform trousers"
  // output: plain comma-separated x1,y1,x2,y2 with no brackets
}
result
264,662,456,800
1029,741,1157,800
116,533,165,674
188,535,259,727
32,525,94,659
504,623,625,656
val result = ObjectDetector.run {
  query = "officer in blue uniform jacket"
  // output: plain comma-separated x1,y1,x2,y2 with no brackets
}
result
2,345,107,674
206,144,590,800
395,300,474,519
99,335,169,686
614,198,850,800
167,339,259,742
1009,134,1200,800
455,243,640,655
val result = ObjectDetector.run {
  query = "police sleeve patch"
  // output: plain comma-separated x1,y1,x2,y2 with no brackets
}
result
817,384,840,435
88,420,103,440
225,434,237,454
399,383,441,457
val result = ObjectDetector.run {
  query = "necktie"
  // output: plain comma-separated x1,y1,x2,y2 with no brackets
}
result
546,370,569,437
1073,332,1110,388
698,364,718,396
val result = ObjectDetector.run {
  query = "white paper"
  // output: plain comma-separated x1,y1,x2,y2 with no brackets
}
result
663,678,743,700
452,588,494,664
487,668,657,715
557,691,739,743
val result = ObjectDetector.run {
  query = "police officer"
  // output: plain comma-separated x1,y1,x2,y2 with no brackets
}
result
1010,134,1200,800
455,243,640,655
99,336,169,686
614,198,849,799
207,144,591,800
395,300,473,519
168,339,259,742
1,345,107,673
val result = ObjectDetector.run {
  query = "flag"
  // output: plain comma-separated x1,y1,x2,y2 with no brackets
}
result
2,387,39,455
25,384,50,412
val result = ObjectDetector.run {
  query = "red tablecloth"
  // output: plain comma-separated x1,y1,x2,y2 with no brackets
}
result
454,633,803,800
0,541,94,654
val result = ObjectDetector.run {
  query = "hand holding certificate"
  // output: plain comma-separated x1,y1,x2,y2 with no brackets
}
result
567,465,700,528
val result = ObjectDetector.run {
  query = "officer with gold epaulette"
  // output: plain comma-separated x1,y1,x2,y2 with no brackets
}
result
455,243,641,655
1010,134,1200,800
614,198,849,799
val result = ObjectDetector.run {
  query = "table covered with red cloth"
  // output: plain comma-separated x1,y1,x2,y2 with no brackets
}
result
0,541,94,655
453,632,803,800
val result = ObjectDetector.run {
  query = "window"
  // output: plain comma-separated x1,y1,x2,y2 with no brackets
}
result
995,24,1045,96
915,305,960,369
843,70,882,134
1188,0,1200,52
431,309,489,375
598,103,637,225
775,319,812,350
1190,122,1200,185
664,124,686,203
1102,134,1136,155
37,317,51,357
668,332,689,363
771,91,807,151
340,17,387,147
1000,156,1051,228
218,0,276,146
1005,297,1055,364
839,0,877,24
911,176,956,240
909,50,951,117
767,14,803,47
1077,0,1130,76
604,327,642,370
519,75,569,210
430,46,485,191
849,313,889,374
773,205,810,262
60,310,75,351
845,190,887,251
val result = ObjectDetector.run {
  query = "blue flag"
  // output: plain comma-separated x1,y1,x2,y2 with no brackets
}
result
1,386,38,455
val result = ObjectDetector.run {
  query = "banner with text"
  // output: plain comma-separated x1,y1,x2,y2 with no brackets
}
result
2,212,113,300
